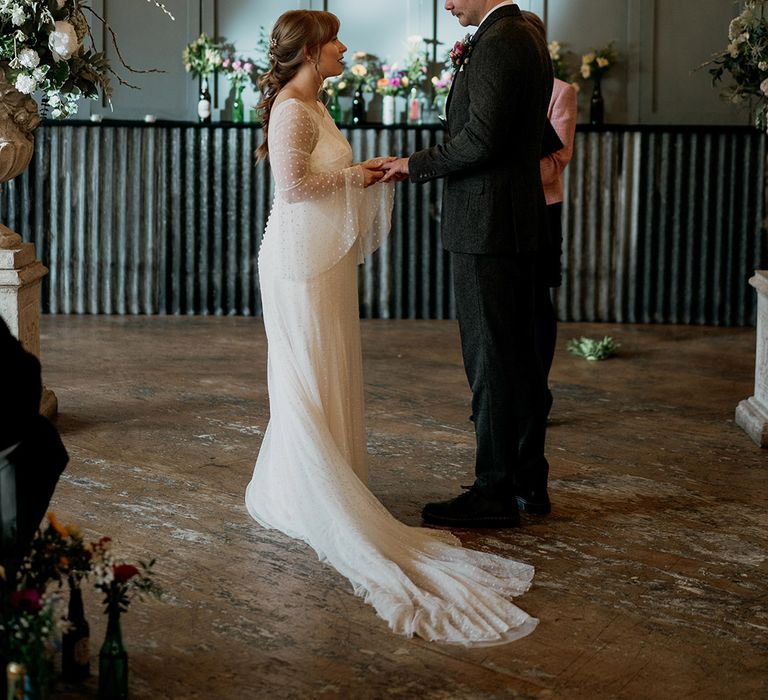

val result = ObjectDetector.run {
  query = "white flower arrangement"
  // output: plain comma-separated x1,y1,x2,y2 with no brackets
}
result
704,0,768,127
0,0,173,120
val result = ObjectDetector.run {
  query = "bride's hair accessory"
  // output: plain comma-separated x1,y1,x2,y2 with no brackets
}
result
268,37,278,62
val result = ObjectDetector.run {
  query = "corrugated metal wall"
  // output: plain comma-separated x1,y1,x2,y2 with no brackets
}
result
1,123,765,325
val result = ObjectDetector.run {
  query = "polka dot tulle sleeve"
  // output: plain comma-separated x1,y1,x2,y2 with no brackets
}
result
259,99,394,280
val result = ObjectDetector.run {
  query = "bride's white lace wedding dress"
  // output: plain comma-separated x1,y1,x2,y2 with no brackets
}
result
245,97,538,645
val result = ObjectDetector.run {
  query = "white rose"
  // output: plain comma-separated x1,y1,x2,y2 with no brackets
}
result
14,74,37,95
17,48,39,69
32,66,46,81
761,78,768,96
10,5,26,25
48,21,79,62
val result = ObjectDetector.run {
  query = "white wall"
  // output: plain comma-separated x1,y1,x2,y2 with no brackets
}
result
83,0,747,126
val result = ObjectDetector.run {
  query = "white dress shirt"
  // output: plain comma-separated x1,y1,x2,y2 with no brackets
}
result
478,0,516,28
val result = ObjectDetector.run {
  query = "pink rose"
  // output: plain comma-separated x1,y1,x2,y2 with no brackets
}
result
244,62,254,72
233,60,243,70
222,58,231,68
391,78,401,88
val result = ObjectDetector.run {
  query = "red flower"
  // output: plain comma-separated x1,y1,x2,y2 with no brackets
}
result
113,564,139,584
10,589,43,613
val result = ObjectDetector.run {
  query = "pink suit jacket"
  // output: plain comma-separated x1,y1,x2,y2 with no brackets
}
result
540,78,578,206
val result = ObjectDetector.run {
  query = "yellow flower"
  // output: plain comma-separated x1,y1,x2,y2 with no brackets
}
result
351,64,367,78
596,57,610,69
580,64,591,79
47,512,69,539
402,77,410,87
582,52,596,65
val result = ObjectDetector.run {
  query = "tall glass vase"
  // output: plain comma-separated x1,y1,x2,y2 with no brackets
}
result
590,76,604,126
231,84,245,123
98,608,127,700
381,94,395,125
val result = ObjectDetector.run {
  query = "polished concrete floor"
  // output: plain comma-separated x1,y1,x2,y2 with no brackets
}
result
40,316,766,699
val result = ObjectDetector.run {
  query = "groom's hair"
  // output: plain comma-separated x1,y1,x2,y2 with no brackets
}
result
255,10,340,161
521,10,547,42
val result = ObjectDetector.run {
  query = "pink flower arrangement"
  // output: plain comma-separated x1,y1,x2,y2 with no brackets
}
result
376,64,411,97
221,54,255,90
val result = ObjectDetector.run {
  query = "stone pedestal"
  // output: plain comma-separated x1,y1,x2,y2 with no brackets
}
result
735,270,768,447
0,224,57,417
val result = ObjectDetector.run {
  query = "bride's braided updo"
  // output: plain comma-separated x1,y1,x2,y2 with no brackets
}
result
255,10,340,162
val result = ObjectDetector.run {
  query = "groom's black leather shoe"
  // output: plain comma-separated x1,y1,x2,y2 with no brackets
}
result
516,487,551,516
421,489,520,528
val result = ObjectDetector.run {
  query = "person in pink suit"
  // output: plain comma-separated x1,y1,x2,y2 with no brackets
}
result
523,10,578,419
537,75,577,416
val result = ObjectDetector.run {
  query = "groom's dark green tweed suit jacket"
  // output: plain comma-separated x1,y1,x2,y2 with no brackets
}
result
409,4,553,255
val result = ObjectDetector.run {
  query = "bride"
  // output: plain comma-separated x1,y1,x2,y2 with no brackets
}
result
245,9,538,645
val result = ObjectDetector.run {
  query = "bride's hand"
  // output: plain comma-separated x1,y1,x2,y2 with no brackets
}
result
361,165,385,188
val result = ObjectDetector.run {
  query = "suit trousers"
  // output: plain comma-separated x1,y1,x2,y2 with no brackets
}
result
451,251,550,500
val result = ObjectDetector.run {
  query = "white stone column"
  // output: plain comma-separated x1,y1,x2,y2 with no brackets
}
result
736,270,768,448
0,224,57,417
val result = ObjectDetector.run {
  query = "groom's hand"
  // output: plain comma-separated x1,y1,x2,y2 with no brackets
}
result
380,157,410,183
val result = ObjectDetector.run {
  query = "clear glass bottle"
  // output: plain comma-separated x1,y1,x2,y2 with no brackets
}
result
198,77,212,124
407,87,422,124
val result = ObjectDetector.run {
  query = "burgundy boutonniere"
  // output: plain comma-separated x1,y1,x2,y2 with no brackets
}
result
450,34,474,72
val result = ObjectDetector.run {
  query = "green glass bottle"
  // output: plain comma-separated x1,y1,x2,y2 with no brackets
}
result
98,609,127,700
329,92,342,124
231,84,245,123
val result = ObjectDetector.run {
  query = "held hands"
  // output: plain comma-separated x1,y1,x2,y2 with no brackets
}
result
358,156,395,188
379,157,410,183
358,156,411,188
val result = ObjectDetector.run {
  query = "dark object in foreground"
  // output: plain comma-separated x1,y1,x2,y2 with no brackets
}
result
422,489,521,528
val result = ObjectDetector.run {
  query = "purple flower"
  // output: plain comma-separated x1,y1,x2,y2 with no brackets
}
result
391,77,401,88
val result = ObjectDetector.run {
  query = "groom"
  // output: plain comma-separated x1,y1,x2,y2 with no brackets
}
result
381,1,554,527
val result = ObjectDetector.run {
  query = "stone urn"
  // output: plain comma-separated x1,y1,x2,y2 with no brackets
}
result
0,74,57,416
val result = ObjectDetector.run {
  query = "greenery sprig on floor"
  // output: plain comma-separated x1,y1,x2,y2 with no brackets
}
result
566,336,619,361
